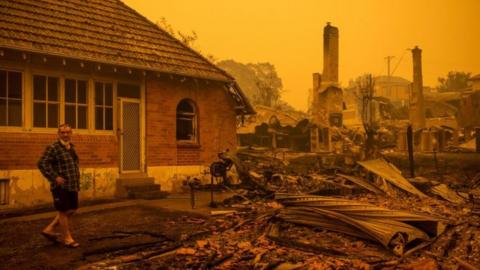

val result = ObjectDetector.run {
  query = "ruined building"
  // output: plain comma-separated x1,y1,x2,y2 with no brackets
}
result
310,23,343,152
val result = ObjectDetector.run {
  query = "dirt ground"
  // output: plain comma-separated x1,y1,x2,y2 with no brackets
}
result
0,204,218,270
0,190,242,270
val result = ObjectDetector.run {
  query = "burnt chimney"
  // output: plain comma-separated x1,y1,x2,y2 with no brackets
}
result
323,22,339,83
410,46,426,129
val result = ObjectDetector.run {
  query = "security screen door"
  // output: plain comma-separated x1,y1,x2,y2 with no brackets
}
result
119,99,140,172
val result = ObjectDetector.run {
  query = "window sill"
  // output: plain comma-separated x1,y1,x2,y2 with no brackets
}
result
177,142,201,149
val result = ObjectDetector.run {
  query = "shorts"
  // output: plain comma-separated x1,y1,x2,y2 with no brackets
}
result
51,187,78,212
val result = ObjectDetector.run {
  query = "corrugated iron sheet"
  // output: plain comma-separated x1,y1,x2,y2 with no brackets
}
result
276,194,447,255
357,159,427,197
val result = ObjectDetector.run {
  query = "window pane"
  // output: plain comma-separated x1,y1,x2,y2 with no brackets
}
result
65,105,76,128
177,118,193,140
8,72,22,99
95,107,103,130
78,106,87,129
117,83,140,99
95,83,103,105
105,107,113,130
48,104,59,128
65,79,76,103
33,102,46,127
77,80,87,104
48,77,58,101
105,83,113,106
8,99,22,126
33,75,46,100
177,100,194,113
0,71,6,97
0,99,6,125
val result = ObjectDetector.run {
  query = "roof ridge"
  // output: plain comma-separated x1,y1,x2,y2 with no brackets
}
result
0,6,190,50
0,0,236,82
9,0,159,35
116,0,234,81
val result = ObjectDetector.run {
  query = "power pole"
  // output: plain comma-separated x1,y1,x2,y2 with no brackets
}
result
361,74,376,159
385,56,395,76
385,55,395,99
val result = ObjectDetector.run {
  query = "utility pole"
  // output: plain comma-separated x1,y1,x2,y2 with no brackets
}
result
385,56,395,76
361,74,376,159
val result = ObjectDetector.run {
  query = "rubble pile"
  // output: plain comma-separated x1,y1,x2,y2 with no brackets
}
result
82,149,480,269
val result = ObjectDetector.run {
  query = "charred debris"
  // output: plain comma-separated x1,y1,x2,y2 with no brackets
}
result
82,146,480,269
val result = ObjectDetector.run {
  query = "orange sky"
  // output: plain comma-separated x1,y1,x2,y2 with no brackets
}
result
123,0,480,111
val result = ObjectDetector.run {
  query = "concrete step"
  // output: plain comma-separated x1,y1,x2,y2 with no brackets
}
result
116,177,155,187
126,184,161,193
115,176,157,198
128,190,169,200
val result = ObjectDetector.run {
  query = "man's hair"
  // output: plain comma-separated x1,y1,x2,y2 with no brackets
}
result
58,123,72,131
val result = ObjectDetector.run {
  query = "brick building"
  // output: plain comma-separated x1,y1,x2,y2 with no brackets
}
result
0,0,253,208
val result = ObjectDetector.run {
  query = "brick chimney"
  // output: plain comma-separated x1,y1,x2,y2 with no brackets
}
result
410,46,426,129
323,22,339,83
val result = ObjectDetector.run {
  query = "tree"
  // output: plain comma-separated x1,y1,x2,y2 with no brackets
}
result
357,74,379,159
437,71,471,92
217,60,259,99
217,60,284,108
247,62,283,107
155,17,216,62
156,17,197,47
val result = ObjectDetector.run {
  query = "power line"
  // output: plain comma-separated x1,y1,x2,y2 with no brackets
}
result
385,56,395,76
391,49,409,76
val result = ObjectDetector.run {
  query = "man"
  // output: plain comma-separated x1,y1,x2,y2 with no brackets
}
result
38,124,80,248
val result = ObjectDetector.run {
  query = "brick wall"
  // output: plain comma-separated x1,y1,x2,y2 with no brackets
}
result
146,75,237,166
0,132,118,170
1,76,238,170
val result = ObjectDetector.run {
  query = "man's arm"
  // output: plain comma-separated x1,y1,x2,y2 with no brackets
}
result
38,146,59,184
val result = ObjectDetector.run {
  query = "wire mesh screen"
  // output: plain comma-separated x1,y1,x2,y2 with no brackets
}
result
122,102,140,171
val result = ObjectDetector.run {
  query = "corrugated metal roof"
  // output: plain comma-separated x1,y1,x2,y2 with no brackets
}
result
0,0,232,81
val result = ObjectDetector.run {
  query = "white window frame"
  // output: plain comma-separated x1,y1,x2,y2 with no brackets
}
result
0,69,24,128
32,75,60,129
64,77,89,130
93,81,114,131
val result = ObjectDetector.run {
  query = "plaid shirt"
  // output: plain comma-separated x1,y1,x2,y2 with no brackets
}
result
38,140,80,191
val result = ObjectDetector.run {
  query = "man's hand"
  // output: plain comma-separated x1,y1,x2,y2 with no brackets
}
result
55,176,65,185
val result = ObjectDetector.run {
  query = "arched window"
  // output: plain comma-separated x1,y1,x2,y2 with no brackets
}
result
176,99,197,142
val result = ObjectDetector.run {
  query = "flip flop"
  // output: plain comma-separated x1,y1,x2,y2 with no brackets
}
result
64,241,80,248
41,232,60,244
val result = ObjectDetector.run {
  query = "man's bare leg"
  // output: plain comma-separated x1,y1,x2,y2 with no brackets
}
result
42,213,60,235
58,211,75,243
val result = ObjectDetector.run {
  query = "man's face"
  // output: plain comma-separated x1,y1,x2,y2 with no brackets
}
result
58,126,73,142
